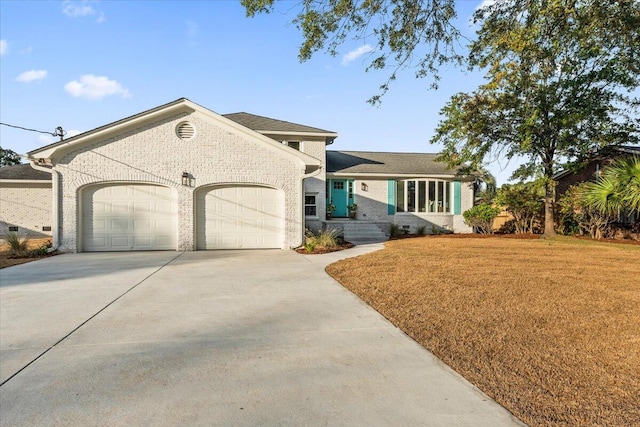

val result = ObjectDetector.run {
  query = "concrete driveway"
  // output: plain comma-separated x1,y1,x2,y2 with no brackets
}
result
0,247,524,426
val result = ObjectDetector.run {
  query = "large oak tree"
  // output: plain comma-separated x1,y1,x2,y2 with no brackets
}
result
431,0,640,234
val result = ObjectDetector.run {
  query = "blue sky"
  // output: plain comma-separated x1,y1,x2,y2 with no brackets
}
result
0,0,520,183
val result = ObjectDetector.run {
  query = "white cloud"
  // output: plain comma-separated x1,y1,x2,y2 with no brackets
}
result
476,0,496,10
62,0,105,23
16,69,48,83
0,40,8,56
38,134,55,145
341,45,374,66
64,74,131,100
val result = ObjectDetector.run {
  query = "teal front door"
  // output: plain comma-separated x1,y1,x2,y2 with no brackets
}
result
330,180,348,217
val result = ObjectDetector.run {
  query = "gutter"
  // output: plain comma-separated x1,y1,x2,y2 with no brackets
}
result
28,161,59,253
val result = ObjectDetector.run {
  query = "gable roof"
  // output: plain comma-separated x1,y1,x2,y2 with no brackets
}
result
223,112,336,136
0,163,52,181
26,98,322,171
327,151,467,177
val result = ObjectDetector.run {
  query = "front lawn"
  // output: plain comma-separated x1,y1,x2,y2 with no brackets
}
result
326,235,640,427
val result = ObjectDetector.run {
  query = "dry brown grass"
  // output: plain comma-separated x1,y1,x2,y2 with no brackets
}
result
0,237,54,269
326,235,640,427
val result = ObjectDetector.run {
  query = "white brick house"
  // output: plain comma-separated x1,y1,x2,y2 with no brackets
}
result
1,98,474,251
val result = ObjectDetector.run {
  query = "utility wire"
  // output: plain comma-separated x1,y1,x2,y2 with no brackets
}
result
0,122,66,140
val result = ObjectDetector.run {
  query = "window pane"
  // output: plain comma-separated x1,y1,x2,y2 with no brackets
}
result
305,206,317,216
407,180,416,212
428,181,436,212
334,181,344,189
305,195,316,205
396,181,405,212
437,181,444,212
418,181,426,212
288,141,300,150
444,182,451,212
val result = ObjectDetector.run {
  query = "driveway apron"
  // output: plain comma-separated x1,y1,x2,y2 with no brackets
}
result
0,247,524,426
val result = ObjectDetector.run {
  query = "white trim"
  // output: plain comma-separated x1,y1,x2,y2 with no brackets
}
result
0,179,52,184
328,172,465,179
260,130,338,138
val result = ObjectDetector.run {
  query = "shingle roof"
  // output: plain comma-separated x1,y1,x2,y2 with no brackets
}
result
327,151,461,175
0,163,52,180
223,112,336,135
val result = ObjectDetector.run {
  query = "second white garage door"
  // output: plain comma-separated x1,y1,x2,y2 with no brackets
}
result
196,185,284,249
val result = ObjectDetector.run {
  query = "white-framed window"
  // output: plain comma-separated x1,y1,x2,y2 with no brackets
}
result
305,194,317,216
286,141,301,151
396,179,451,213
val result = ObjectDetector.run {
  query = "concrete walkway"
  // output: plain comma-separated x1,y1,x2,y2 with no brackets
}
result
0,246,525,426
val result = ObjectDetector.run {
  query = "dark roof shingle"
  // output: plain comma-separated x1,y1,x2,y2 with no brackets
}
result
327,151,460,175
0,164,52,180
223,112,335,134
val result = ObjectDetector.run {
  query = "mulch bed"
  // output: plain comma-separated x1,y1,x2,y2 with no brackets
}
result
326,235,640,427
295,241,354,254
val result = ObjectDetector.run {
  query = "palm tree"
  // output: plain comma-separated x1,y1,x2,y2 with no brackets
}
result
582,155,640,216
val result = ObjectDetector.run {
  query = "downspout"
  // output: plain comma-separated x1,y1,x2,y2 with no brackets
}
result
29,161,59,252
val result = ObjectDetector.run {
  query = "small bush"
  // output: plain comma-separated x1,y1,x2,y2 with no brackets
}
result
389,224,401,238
5,233,29,257
416,225,426,235
463,203,500,234
431,225,439,235
305,228,339,249
29,240,53,257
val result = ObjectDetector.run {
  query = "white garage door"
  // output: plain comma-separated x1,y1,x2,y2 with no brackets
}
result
82,184,177,251
197,185,284,249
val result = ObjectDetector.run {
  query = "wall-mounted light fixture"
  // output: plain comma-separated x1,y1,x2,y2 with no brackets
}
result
181,172,194,187
361,182,368,192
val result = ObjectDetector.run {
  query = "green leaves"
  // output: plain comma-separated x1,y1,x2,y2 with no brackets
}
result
582,155,640,215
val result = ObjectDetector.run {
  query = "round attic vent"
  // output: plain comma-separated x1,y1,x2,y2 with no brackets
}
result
176,122,195,140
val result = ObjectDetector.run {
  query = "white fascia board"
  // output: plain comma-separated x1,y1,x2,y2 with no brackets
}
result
28,100,197,161
328,172,466,179
0,179,52,184
259,130,339,138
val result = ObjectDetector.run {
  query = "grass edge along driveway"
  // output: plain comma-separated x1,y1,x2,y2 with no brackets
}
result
326,235,640,427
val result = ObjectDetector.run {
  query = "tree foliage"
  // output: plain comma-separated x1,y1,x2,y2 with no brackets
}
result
241,0,462,104
431,0,640,235
462,202,500,234
0,147,23,167
556,183,614,239
581,155,640,216
495,181,544,234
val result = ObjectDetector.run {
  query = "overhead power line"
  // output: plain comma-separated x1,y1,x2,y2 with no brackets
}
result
0,122,66,141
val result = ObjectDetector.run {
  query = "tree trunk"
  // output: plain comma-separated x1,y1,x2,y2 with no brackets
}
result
544,180,556,236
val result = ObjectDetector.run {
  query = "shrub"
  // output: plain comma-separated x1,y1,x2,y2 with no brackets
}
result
416,225,426,235
389,224,401,238
29,240,53,257
495,181,544,234
305,228,339,249
5,233,29,257
463,203,500,234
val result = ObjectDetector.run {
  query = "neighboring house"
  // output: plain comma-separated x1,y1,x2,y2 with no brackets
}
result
0,163,53,236
554,145,640,225
555,145,640,197
3,98,473,252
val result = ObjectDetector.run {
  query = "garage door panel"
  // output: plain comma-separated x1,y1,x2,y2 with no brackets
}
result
197,185,283,249
83,184,177,252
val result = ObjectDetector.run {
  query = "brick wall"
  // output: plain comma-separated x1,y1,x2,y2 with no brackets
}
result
55,111,306,252
0,182,53,236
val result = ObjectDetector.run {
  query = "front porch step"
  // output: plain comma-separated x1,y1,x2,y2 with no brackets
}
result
342,222,388,243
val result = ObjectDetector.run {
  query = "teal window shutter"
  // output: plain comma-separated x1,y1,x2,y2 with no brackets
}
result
388,180,396,215
453,181,461,215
